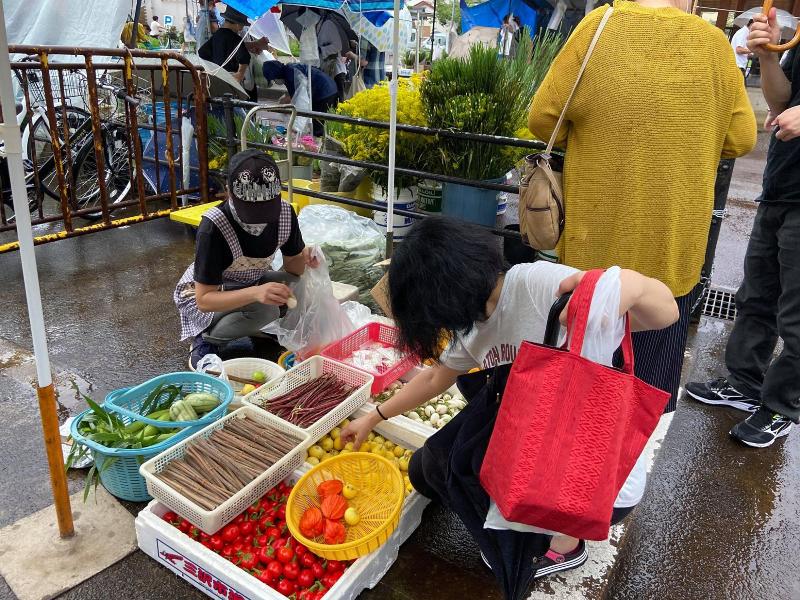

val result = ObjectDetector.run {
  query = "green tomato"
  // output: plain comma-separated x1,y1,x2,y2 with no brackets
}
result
251,370,267,383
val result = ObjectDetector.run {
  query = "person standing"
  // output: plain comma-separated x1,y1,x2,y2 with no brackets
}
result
528,0,757,414
196,0,220,49
731,20,753,78
686,11,800,447
198,7,268,102
360,38,386,88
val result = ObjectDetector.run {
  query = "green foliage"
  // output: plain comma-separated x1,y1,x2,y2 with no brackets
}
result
436,0,461,29
420,28,563,181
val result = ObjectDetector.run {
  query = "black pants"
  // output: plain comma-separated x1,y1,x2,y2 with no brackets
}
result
726,202,800,422
334,73,347,103
311,93,338,137
408,452,637,529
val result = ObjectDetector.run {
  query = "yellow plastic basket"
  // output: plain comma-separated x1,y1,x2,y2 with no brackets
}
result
286,453,405,560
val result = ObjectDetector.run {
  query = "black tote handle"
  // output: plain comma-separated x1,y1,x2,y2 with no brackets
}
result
543,292,572,348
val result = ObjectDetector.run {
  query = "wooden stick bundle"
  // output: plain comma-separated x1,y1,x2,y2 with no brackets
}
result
155,415,303,511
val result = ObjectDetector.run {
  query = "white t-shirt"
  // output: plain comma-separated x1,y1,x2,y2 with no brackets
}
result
730,26,750,69
150,21,163,36
441,262,648,509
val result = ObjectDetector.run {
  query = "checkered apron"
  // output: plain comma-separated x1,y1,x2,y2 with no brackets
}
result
174,203,293,341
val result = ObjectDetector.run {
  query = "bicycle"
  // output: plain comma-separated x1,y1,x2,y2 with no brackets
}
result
2,63,141,223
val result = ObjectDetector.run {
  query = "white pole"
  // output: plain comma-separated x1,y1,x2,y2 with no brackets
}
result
385,0,401,256
0,0,73,536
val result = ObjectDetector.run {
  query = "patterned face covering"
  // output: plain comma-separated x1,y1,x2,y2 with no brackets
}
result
229,201,268,236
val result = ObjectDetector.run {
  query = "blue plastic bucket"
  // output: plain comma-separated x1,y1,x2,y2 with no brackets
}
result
441,178,504,227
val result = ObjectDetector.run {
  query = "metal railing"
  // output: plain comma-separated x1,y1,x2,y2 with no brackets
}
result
0,46,209,251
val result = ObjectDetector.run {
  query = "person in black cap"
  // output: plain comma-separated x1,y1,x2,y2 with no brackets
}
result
198,5,269,101
174,149,318,368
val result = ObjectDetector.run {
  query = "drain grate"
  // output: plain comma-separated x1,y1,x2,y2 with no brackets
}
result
702,286,738,321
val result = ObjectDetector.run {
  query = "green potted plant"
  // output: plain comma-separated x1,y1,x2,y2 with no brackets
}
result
420,29,562,226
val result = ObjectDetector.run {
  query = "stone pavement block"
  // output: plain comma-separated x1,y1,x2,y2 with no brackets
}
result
0,487,137,600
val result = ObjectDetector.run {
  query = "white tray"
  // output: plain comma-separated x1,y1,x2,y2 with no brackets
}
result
243,356,373,443
140,406,309,534
136,468,430,600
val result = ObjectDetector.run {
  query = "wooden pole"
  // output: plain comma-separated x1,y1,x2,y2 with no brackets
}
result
38,384,74,537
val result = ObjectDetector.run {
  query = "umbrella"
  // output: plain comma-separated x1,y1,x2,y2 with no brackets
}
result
342,6,413,52
250,11,293,55
225,0,402,254
734,7,798,39
0,2,73,536
281,6,357,49
420,364,549,600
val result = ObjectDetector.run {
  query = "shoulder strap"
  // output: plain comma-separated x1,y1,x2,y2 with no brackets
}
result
545,6,614,156
203,206,245,259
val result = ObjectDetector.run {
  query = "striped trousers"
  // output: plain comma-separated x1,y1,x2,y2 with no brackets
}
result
627,289,699,413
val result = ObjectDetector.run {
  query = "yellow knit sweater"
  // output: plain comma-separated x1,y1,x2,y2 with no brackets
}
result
528,1,756,296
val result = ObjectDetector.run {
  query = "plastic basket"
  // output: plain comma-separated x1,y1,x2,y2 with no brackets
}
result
140,406,310,534
104,372,233,430
69,389,222,503
320,323,417,394
222,358,284,397
286,452,405,560
243,356,373,443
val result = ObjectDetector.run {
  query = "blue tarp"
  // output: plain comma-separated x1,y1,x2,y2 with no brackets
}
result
460,0,545,34
224,0,395,19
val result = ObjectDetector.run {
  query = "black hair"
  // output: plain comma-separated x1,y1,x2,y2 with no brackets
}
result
152,16,159,20
388,216,506,362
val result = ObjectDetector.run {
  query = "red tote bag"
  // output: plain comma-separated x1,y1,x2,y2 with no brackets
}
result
479,269,670,541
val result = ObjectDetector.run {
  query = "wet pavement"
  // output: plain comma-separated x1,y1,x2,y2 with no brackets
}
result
1,100,799,600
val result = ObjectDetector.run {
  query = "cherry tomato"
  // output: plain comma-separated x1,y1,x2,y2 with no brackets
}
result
322,572,342,588
246,502,260,516
277,546,294,564
221,545,235,560
240,521,255,537
295,544,308,557
311,561,325,579
178,519,192,534
200,539,213,550
238,551,257,570
221,524,240,543
326,560,345,573
189,526,201,540
256,569,272,585
234,514,246,524
275,505,287,521
300,553,317,568
266,560,283,580
266,526,281,541
277,579,296,596
256,534,269,548
210,535,224,552
257,546,273,565
162,511,178,523
284,561,301,580
258,517,272,532
297,569,315,588
199,532,211,542
234,542,246,553
271,538,287,551
284,536,296,550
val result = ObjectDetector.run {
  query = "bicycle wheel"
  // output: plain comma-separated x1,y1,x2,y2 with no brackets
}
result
27,107,92,201
71,124,133,220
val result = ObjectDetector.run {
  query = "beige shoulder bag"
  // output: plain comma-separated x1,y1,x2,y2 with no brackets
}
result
519,6,613,251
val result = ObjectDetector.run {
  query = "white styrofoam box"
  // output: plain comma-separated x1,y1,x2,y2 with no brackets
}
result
140,406,309,534
331,281,359,303
136,469,430,600
243,356,373,444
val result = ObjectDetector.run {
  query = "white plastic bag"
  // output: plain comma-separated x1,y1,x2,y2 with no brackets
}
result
291,67,313,137
484,267,627,535
196,354,228,382
263,247,355,358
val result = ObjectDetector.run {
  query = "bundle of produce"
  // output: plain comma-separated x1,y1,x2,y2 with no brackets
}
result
154,417,303,510
161,481,353,598
306,419,415,497
262,373,355,428
372,381,466,429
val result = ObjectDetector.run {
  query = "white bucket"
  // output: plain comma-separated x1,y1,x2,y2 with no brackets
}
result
373,187,417,241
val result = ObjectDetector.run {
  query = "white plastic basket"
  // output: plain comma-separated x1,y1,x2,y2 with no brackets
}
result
140,406,309,534
243,355,373,443
224,357,284,395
